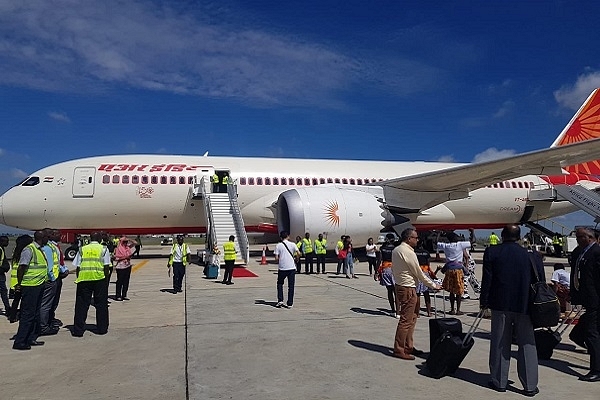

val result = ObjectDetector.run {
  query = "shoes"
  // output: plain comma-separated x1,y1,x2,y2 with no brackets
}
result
177,289,183,292
455,311,464,316
285,304,293,309
408,348,424,356
71,332,83,337
276,301,284,308
30,340,45,346
12,344,31,350
353,275,359,279
226,282,234,285
395,314,401,319
523,387,539,397
221,281,227,284
448,310,456,315
462,294,470,300
392,352,415,360
579,372,600,382
115,297,123,301
39,328,59,336
51,318,63,327
346,275,351,279
123,297,130,301
487,381,506,393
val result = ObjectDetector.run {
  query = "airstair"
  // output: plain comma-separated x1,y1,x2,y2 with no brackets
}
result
554,184,600,223
193,176,249,265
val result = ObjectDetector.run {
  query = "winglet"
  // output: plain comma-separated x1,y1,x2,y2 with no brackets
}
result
551,88,600,175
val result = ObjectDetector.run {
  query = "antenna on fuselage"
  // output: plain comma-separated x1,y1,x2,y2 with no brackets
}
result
202,152,209,157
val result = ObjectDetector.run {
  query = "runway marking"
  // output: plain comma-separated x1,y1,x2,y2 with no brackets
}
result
132,260,149,273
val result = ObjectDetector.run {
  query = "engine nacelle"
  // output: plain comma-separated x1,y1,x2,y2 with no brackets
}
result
277,186,396,245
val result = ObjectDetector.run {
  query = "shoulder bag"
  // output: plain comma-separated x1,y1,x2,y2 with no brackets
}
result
528,253,561,328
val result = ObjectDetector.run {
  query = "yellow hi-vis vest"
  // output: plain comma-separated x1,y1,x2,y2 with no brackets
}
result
223,241,236,261
489,234,499,245
10,259,18,289
315,239,327,254
21,243,48,287
49,242,60,280
168,243,189,266
211,174,219,183
302,238,313,254
76,243,106,282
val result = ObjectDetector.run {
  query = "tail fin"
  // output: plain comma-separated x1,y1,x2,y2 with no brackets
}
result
552,88,600,175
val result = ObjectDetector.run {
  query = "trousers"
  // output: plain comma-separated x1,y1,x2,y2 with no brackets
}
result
13,284,44,347
74,279,109,335
393,286,419,355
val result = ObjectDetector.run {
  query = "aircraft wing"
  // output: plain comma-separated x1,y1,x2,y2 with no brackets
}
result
378,137,600,212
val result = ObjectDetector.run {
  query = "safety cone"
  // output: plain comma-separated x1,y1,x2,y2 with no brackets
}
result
260,246,268,265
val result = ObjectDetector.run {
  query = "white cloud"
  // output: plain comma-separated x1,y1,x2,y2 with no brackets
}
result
492,100,515,119
554,71,600,110
472,147,516,163
10,168,28,179
0,0,441,108
48,111,71,123
437,155,455,162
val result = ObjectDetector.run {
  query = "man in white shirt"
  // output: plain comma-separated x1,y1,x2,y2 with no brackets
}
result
551,263,570,313
274,231,299,309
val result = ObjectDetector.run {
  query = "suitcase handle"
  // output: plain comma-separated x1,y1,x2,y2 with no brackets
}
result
433,289,446,319
462,309,485,346
554,306,584,336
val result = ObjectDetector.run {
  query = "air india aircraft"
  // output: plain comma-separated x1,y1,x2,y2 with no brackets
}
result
2,90,600,249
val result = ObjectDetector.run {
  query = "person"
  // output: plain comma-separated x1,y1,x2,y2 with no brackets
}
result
335,235,346,275
72,231,111,337
134,235,142,258
168,235,191,293
437,232,471,315
480,224,542,395
13,230,49,350
222,235,236,285
553,233,563,257
301,232,314,274
414,238,435,317
48,229,68,328
0,236,11,316
314,233,327,274
376,233,397,317
114,236,137,300
488,232,500,246
344,236,357,279
274,231,299,309
38,228,61,335
7,235,33,323
550,263,570,314
365,237,378,276
101,232,115,297
295,235,303,273
211,173,220,193
569,227,600,382
392,228,441,360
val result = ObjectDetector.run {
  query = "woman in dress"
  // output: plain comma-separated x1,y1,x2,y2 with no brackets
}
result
114,236,137,301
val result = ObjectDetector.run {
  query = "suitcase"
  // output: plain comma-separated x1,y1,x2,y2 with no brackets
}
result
426,309,484,379
206,264,219,279
569,311,589,349
535,308,584,360
429,290,462,350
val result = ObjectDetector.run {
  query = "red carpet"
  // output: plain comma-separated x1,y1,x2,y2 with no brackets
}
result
232,267,259,278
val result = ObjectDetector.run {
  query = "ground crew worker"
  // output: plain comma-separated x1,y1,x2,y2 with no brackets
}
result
295,236,303,273
211,173,220,193
302,232,314,274
0,236,11,316
38,228,60,336
222,236,237,285
488,232,500,246
336,235,346,275
168,235,191,293
314,233,327,274
72,231,111,337
553,233,563,257
13,230,49,350
7,235,33,323
48,229,68,328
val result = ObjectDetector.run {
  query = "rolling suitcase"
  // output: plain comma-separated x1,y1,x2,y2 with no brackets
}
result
429,290,462,350
426,309,484,379
569,311,589,349
535,307,583,360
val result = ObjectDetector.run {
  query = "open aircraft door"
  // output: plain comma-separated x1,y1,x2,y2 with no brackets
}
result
72,167,96,198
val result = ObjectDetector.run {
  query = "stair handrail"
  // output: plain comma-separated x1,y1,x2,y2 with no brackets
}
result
227,179,250,264
198,175,218,252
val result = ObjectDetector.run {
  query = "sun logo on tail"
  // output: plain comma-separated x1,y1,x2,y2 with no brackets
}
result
324,201,340,228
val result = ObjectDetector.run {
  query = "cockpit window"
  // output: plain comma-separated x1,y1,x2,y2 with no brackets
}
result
21,177,40,187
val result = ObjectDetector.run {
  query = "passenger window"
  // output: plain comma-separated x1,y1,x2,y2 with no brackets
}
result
511,182,517,188
132,175,140,184
248,178,255,185
273,178,279,185
281,178,287,185
122,175,130,184
349,178,356,185
296,178,303,185
357,179,363,185
265,177,271,185
188,176,194,184
240,177,246,185
493,183,498,188
312,178,318,185
327,178,333,183
257,177,263,185
342,178,348,184
170,176,177,184
151,176,158,184
518,182,523,188
334,178,340,183
112,175,120,184
142,176,149,184
102,175,110,184
319,178,325,184
160,176,167,184
304,178,311,185
179,176,186,184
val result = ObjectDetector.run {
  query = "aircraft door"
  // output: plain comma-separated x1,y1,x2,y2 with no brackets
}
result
72,167,96,198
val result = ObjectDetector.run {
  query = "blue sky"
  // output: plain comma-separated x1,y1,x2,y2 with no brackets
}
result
2,0,600,236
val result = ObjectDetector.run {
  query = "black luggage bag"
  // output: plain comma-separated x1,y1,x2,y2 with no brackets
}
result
429,290,462,350
426,309,484,379
535,308,584,360
569,312,589,349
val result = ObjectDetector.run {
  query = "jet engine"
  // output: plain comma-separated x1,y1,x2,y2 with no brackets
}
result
276,186,403,243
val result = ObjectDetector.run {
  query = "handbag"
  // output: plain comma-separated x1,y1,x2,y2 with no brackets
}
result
528,253,561,328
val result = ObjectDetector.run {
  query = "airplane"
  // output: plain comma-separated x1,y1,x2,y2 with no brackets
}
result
2,89,600,253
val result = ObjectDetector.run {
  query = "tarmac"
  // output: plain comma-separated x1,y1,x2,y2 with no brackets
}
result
0,246,597,400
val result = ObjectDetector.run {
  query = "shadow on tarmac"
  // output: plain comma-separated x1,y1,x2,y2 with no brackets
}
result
255,299,280,308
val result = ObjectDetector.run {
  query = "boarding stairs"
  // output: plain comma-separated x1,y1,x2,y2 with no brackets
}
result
554,184,600,223
193,176,249,265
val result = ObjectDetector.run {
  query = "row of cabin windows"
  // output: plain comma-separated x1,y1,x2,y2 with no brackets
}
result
100,174,535,189
239,177,384,186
